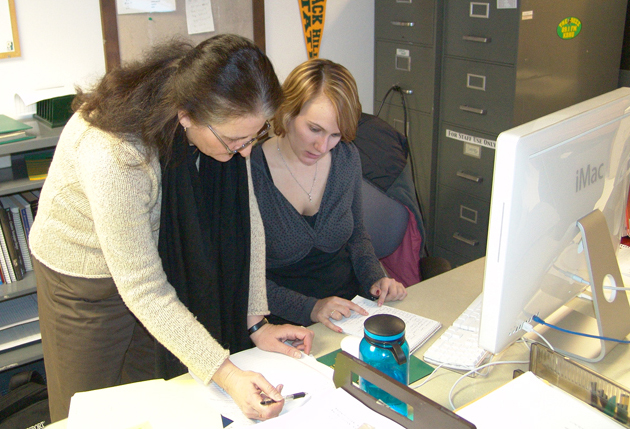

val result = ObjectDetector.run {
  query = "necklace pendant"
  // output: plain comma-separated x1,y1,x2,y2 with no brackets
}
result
308,194,312,202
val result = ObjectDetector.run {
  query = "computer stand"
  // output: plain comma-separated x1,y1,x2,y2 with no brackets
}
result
536,209,630,362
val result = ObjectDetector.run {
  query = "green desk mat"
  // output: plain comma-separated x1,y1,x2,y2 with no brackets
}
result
316,348,434,384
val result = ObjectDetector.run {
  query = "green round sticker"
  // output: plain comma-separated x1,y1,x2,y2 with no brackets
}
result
557,17,582,40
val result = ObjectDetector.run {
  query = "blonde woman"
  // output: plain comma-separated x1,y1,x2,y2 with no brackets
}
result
250,59,407,333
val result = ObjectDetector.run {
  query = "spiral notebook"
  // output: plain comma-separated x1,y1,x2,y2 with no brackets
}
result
331,296,442,353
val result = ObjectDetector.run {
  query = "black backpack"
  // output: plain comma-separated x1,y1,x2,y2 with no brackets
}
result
0,371,50,429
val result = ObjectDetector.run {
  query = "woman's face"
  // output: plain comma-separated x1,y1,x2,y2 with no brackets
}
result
286,94,341,166
179,113,268,162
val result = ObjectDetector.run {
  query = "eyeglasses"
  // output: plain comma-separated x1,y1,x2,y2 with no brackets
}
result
207,121,271,155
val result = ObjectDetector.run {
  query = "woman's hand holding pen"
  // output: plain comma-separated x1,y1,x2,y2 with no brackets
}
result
249,320,314,358
312,296,369,333
211,359,284,420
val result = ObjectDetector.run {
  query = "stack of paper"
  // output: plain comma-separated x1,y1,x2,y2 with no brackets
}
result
332,296,442,352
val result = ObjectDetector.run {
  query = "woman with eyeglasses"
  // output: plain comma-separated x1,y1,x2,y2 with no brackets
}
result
250,59,407,333
28,34,313,423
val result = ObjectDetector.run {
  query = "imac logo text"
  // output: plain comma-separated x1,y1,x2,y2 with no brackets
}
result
575,163,604,192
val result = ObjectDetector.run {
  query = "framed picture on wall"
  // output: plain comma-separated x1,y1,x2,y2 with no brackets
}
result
0,0,20,59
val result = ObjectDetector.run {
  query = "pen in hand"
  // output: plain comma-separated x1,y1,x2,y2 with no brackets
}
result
260,392,307,405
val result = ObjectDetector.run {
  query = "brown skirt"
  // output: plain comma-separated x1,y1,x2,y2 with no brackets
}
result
32,257,155,422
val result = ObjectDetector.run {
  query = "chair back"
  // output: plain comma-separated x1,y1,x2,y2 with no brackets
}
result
361,178,409,259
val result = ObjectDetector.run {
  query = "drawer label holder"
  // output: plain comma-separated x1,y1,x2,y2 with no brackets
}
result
446,128,496,150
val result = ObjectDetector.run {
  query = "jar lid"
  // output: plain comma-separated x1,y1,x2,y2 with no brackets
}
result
363,314,406,342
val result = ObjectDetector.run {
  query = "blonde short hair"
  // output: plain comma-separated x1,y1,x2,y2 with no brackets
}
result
272,58,361,142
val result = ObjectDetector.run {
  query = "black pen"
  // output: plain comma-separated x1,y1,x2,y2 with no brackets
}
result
260,392,307,405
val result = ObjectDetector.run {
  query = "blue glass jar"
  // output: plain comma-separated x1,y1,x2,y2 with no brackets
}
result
359,314,410,416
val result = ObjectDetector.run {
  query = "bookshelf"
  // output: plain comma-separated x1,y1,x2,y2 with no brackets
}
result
0,119,61,374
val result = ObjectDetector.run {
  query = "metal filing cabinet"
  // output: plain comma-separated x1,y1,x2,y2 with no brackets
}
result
373,0,443,245
433,0,627,266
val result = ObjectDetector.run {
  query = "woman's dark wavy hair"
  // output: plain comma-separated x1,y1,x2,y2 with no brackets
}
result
73,34,282,160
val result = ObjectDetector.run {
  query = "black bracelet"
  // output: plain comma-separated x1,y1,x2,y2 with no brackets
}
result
248,317,268,335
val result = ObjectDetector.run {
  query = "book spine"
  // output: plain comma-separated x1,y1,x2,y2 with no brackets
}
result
0,208,17,282
9,207,32,272
12,194,34,237
6,209,26,278
0,200,25,281
19,191,39,220
19,205,30,237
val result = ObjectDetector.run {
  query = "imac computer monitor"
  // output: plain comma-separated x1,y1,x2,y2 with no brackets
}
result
479,87,630,362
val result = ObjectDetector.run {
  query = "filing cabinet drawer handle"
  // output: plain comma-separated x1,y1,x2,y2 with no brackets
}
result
456,170,483,183
453,232,479,247
462,35,491,43
391,21,415,27
459,105,487,115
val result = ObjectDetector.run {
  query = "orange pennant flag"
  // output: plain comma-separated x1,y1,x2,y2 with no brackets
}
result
298,0,326,59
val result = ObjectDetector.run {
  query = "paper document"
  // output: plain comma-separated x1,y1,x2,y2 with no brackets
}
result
255,387,404,429
116,0,176,14
68,378,223,429
186,0,215,34
0,294,38,331
332,296,442,352
0,320,40,352
457,371,623,429
14,86,76,107
192,347,336,427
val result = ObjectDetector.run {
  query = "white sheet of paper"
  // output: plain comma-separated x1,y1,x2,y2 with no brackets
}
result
68,379,222,429
15,86,76,107
185,0,215,34
116,0,176,14
332,296,441,352
192,348,335,426
254,387,405,429
457,371,622,429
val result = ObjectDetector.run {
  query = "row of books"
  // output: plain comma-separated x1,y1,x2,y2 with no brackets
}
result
0,190,40,284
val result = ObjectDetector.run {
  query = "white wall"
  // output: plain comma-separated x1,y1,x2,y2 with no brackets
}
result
0,1,105,119
265,0,374,114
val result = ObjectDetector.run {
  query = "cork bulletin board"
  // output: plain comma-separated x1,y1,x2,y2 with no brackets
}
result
100,0,259,70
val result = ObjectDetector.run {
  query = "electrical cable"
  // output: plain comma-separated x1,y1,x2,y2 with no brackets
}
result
447,359,529,410
410,363,445,389
532,315,630,344
521,322,555,351
375,83,430,257
375,85,400,118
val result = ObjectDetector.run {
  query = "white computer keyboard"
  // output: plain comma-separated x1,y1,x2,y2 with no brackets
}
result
423,294,493,372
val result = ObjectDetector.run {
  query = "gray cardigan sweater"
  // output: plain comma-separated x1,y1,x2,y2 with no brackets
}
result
250,142,384,325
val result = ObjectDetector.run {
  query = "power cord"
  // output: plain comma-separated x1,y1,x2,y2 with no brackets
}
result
375,83,430,258
521,322,555,350
447,359,529,410
410,363,445,390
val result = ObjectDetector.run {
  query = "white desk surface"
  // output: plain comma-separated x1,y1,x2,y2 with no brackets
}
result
46,257,630,427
